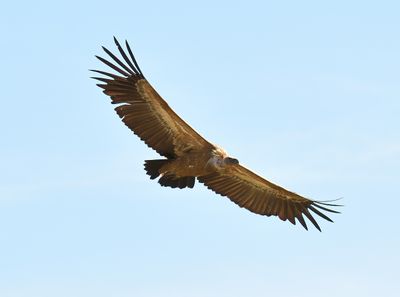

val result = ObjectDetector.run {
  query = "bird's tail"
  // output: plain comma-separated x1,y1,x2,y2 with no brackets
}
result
144,159,169,179
144,159,195,189
158,174,195,189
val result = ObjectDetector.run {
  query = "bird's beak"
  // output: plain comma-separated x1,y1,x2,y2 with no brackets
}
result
224,157,239,165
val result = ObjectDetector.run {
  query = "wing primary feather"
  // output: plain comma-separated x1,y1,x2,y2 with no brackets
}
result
315,198,344,207
91,77,111,83
295,210,308,230
313,203,341,214
301,207,321,232
309,205,334,222
102,84,133,92
90,69,120,79
317,202,343,207
101,46,135,75
96,83,107,89
125,40,144,77
113,37,141,76
95,55,130,76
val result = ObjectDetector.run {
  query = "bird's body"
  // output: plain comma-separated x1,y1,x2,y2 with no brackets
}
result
92,37,340,231
160,149,221,178
149,146,236,181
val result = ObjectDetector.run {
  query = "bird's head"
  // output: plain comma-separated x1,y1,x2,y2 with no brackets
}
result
207,155,239,169
223,157,239,165
209,146,239,167
210,146,239,167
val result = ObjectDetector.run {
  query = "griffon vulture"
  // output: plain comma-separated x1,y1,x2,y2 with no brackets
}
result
91,37,340,231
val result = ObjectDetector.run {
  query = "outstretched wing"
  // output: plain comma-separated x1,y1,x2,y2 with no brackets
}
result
198,164,340,231
92,37,213,158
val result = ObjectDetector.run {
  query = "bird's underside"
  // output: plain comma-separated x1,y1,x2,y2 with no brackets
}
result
92,37,341,231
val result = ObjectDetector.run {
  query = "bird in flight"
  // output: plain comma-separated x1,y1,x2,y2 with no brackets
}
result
92,37,340,231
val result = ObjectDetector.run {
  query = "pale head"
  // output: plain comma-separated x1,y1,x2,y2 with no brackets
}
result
209,146,239,168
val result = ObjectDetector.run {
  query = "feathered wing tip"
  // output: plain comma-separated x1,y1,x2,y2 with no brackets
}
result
90,36,145,79
303,198,343,231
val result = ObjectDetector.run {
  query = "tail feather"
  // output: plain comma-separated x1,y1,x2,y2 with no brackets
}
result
144,159,195,189
144,159,168,179
159,175,195,189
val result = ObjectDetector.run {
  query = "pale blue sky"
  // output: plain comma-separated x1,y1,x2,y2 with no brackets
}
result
1,1,399,296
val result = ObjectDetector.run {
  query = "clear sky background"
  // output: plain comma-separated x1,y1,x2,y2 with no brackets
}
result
1,1,399,296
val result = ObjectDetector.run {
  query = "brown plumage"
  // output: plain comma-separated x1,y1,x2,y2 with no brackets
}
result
92,37,341,231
